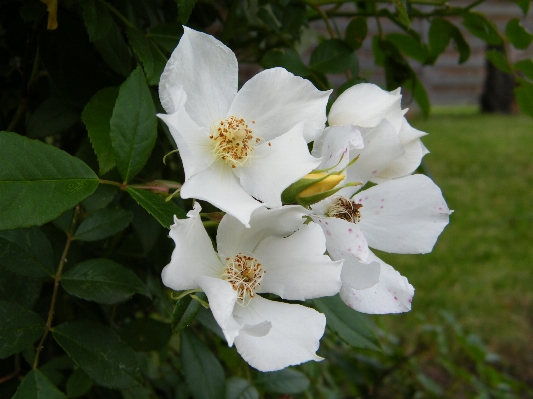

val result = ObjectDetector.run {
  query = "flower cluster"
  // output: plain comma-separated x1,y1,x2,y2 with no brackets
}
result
159,27,451,372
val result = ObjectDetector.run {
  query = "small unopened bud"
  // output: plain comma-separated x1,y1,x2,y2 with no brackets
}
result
297,173,345,198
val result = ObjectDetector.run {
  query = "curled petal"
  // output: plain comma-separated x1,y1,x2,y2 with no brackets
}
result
159,27,237,126
228,68,330,142
255,222,343,300
217,206,308,260
340,252,414,314
328,83,403,132
161,203,222,291
233,295,325,372
312,125,364,171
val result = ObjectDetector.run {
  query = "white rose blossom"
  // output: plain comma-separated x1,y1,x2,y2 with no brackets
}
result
161,203,343,372
325,83,429,183
158,27,330,226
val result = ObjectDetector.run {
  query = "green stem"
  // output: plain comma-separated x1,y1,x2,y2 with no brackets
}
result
33,205,81,369
99,179,125,189
313,5,336,38
98,0,135,28
464,0,486,11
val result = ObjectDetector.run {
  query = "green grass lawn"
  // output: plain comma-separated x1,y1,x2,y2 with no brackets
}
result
375,111,533,379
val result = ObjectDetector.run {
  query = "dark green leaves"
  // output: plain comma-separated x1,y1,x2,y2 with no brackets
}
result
12,369,67,399
394,0,410,29
0,227,54,277
261,48,309,77
73,208,133,241
171,294,203,333
486,50,511,73
61,258,150,304
0,301,45,359
110,67,158,184
386,33,429,64
181,329,225,399
462,12,502,45
429,19,470,64
178,0,197,24
314,295,380,350
345,17,367,50
515,80,533,118
126,28,167,86
52,320,142,389
78,0,113,41
126,187,186,228
506,18,533,50
514,59,533,80
148,23,183,52
82,87,119,176
254,369,309,394
226,377,259,399
0,132,98,231
310,39,356,74
119,318,171,351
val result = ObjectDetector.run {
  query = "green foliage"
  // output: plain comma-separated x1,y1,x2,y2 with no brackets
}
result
0,301,44,359
310,39,356,74
506,18,533,49
254,368,310,394
73,208,133,242
126,187,186,228
12,369,67,399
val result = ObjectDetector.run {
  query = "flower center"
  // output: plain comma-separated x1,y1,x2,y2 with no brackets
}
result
327,196,362,223
210,116,258,168
222,253,265,306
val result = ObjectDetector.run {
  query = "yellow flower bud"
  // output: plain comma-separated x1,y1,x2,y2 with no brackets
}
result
297,173,345,198
40,0,58,30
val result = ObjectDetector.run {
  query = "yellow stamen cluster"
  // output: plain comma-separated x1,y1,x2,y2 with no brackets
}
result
210,116,256,168
222,253,265,306
327,197,363,223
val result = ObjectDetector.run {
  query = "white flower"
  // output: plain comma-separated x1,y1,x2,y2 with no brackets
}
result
158,27,330,226
161,203,343,372
324,83,428,182
311,174,452,263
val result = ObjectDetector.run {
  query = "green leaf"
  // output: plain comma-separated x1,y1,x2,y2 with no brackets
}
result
27,96,80,139
0,132,99,231
126,27,167,86
486,50,512,73
0,227,54,277
515,79,533,118
52,320,142,389
506,18,533,50
462,12,502,45
386,33,429,63
171,294,202,334
181,329,225,399
514,0,530,15
281,3,307,37
260,48,309,77
110,67,158,183
119,318,171,351
254,369,309,394
514,59,533,80
147,23,183,53
12,369,67,399
66,368,94,398
73,208,133,242
93,21,133,78
345,17,367,50
82,184,118,214
429,19,470,64
393,0,410,29
178,0,196,24
226,377,259,399
61,258,151,304
314,295,381,350
82,87,119,176
407,76,430,118
0,301,45,359
122,386,151,399
126,187,186,229
78,0,113,41
309,39,356,74
0,268,42,308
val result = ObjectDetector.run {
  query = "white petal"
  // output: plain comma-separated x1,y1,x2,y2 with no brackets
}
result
159,27,237,126
157,107,214,180
311,215,369,262
233,296,325,372
195,276,241,346
180,160,265,227
235,122,321,208
340,252,414,314
398,117,427,143
161,203,222,290
328,83,403,132
228,68,330,142
374,138,427,182
254,223,342,300
355,174,451,254
339,119,404,196
216,206,308,259
312,125,364,171
340,256,380,290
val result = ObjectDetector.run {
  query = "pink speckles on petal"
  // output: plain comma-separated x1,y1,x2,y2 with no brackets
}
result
371,170,377,174
358,198,362,203
380,206,384,209
325,221,328,225
348,228,353,233
381,198,385,202
394,297,398,300
347,248,351,252
326,230,331,236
